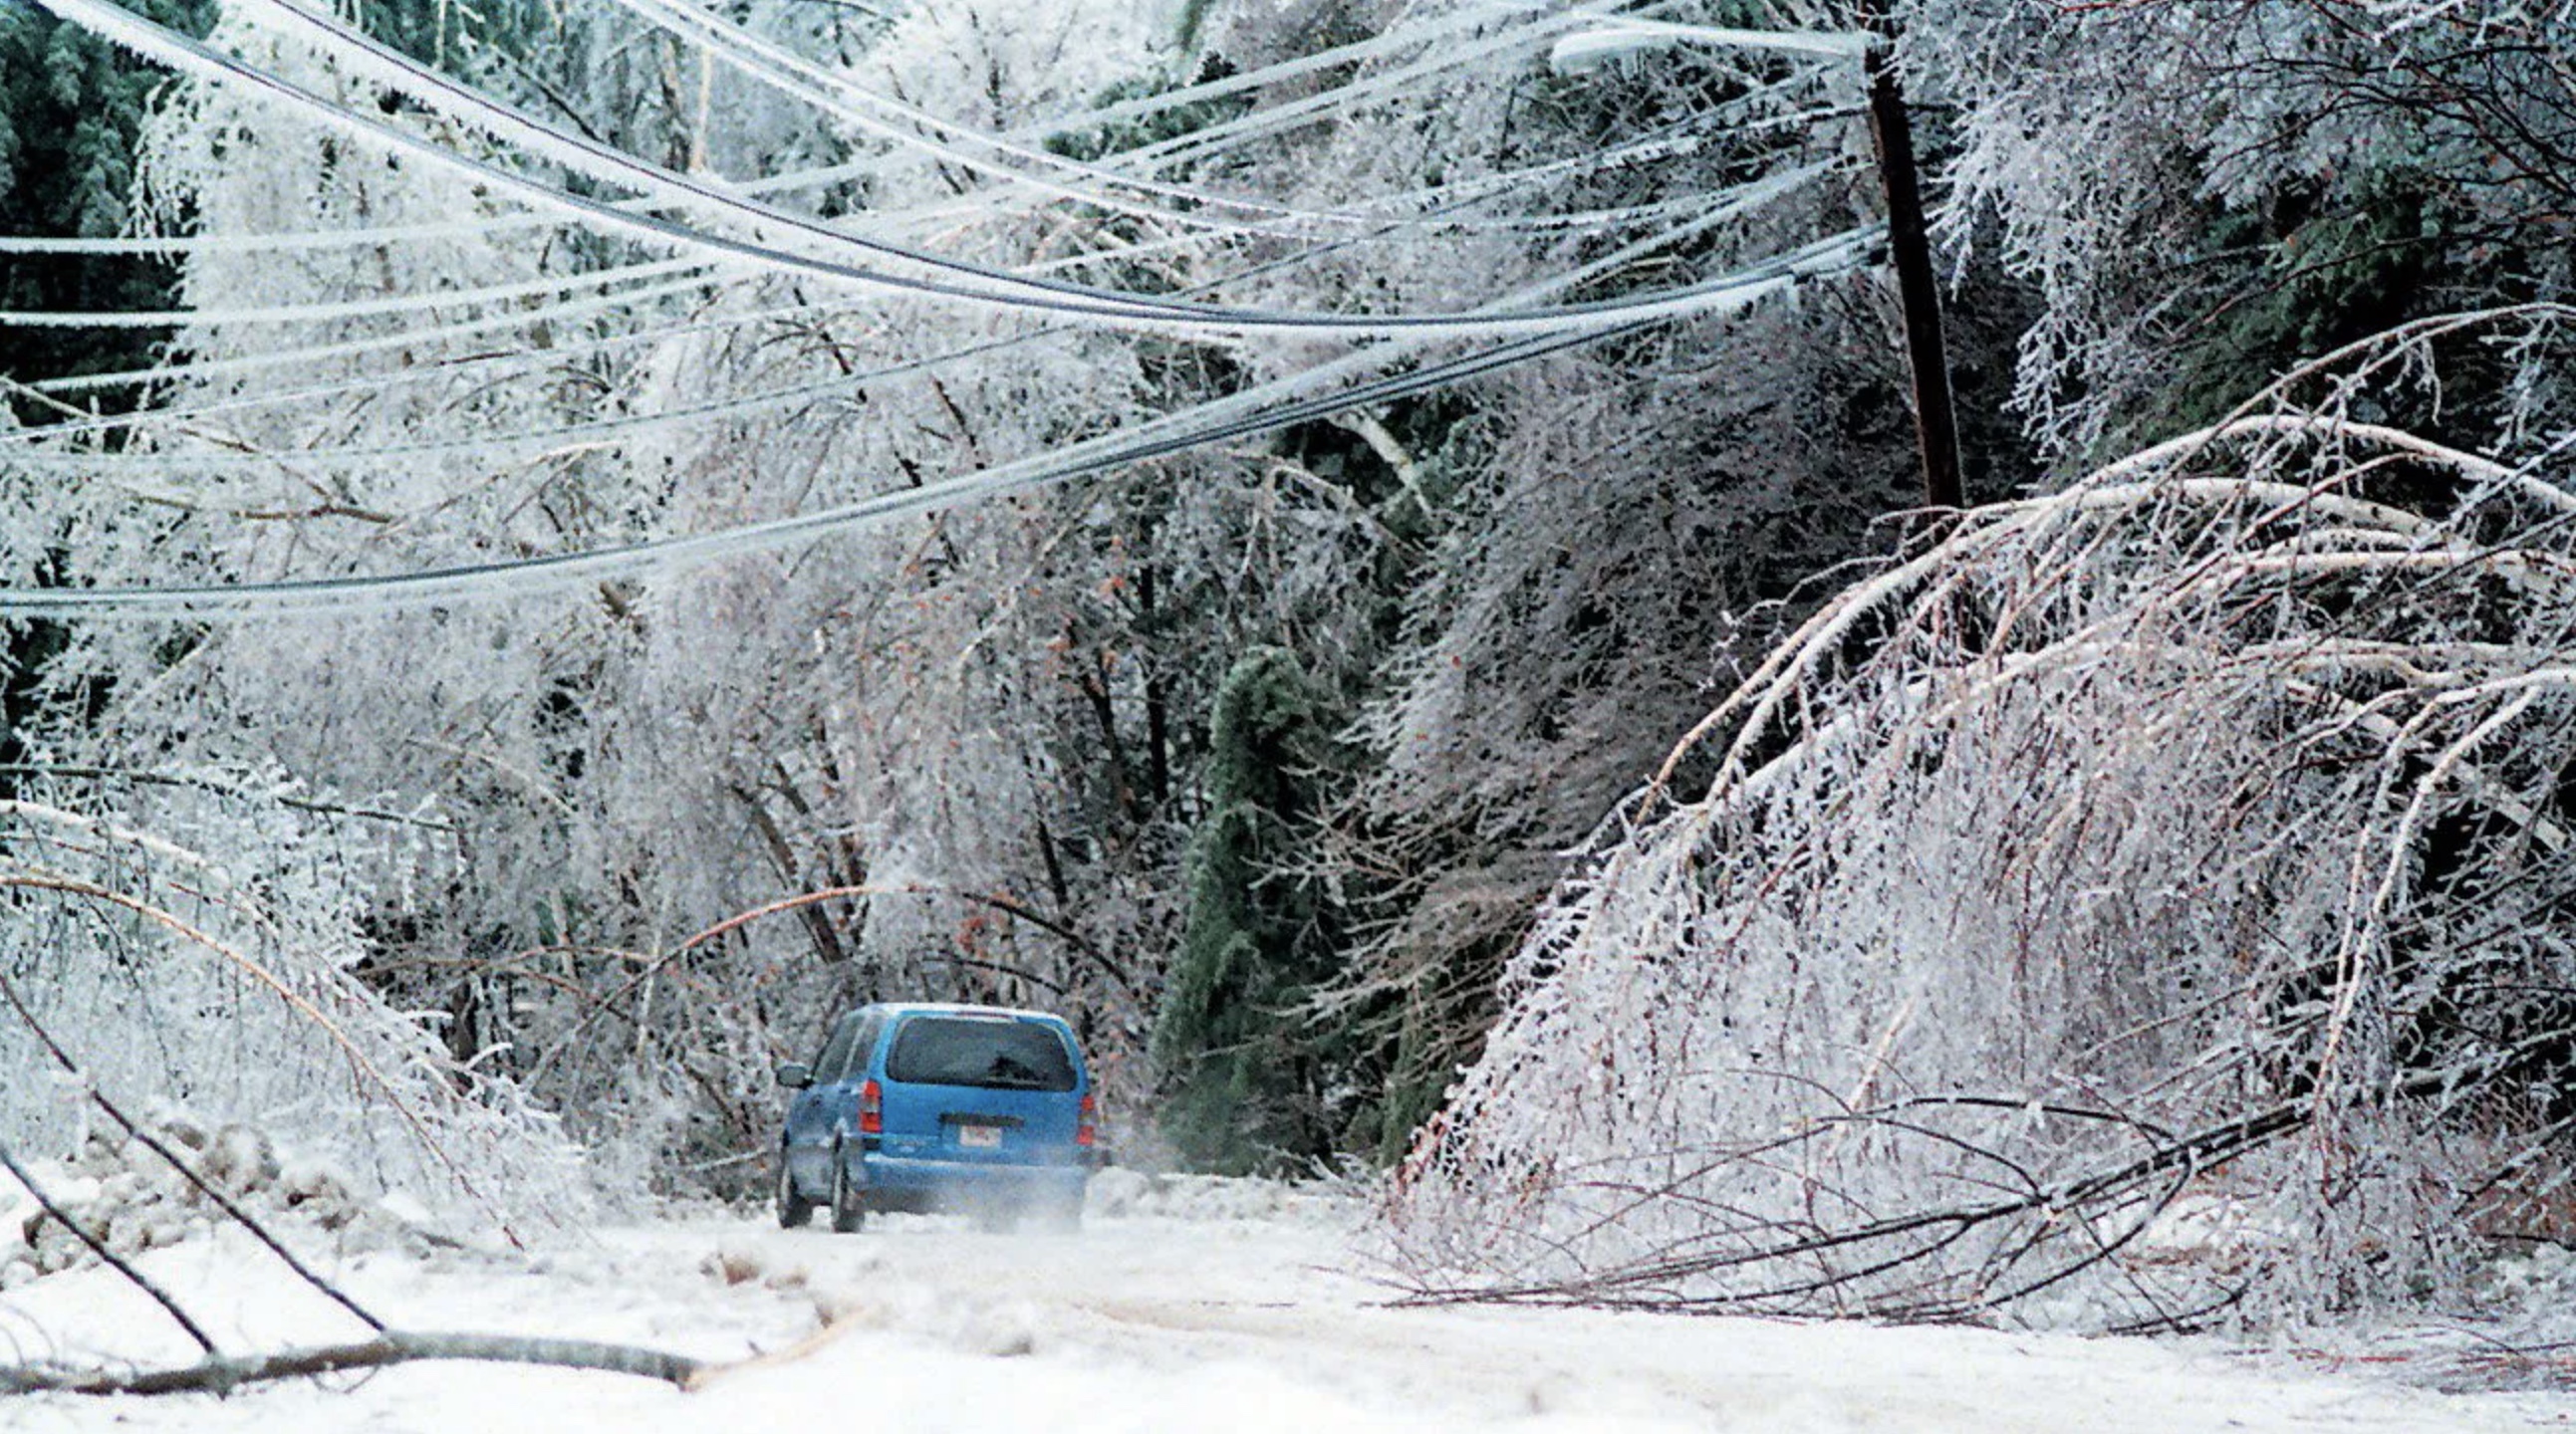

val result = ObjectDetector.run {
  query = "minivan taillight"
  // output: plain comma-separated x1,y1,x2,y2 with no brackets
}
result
1076,1093,1098,1148
859,1079,883,1135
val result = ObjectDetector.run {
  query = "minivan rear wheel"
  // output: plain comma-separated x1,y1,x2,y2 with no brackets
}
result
829,1143,866,1233
775,1151,814,1230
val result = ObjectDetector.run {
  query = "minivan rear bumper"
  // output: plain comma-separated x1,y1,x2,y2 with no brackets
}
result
858,1152,1089,1208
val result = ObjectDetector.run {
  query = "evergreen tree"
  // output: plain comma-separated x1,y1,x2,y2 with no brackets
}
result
0,0,214,397
1153,645,1348,1174
0,0,215,794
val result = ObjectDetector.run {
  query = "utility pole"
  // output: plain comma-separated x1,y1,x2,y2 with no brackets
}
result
1548,10,1963,510
1856,1,1963,511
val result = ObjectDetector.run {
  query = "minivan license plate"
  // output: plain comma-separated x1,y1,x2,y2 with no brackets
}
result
957,1124,1001,1148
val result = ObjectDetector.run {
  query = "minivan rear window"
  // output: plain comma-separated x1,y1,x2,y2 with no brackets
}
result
887,1017,1077,1091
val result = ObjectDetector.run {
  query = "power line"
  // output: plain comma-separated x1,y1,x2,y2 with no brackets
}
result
8,161,1842,474
0,230,1868,617
37,0,1838,341
0,0,1538,261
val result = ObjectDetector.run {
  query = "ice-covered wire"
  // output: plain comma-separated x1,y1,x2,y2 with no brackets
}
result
6,105,1778,390
0,0,1539,261
0,256,719,329
4,82,1829,360
18,159,1850,475
225,0,1649,329
0,221,542,256
0,227,1870,615
28,321,1046,474
611,0,1779,241
9,110,1840,435
15,268,733,400
1073,16,1585,179
0,333,1607,616
158,0,1251,323
607,0,1335,236
887,72,1843,241
42,0,1813,340
0,0,1773,317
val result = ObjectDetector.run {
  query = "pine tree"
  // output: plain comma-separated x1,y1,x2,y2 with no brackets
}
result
0,0,214,396
1153,645,1348,1174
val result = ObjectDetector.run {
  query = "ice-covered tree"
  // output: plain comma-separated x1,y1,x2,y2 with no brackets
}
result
1388,317,2576,1326
1906,0,2576,456
8,0,1643,1185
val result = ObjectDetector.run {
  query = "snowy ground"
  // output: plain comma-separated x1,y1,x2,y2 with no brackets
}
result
5,1174,2574,1433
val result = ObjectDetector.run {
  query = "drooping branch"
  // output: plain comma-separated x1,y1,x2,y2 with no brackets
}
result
0,868,518,1245
525,878,1124,1080
1388,394,2576,1325
0,1142,219,1357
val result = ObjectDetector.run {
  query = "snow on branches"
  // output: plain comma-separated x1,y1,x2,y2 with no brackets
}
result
1387,385,2576,1328
0,788,591,1244
1908,0,2576,459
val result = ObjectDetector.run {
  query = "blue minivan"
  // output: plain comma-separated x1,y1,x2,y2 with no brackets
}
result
774,1002,1099,1232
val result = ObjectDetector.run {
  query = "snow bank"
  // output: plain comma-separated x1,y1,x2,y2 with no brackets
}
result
0,1117,449,1291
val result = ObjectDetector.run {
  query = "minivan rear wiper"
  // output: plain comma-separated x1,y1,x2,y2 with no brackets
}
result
979,1073,1051,1088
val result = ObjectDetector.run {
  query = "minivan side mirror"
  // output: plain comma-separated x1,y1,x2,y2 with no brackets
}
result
775,1062,813,1088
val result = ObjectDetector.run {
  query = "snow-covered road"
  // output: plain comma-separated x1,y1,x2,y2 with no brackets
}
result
6,1182,2571,1432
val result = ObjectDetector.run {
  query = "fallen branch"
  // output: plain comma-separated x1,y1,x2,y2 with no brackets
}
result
0,1328,706,1396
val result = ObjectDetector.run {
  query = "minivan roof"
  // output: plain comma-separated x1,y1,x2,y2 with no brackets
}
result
865,1000,1068,1024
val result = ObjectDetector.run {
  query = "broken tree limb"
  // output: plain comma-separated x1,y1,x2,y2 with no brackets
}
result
0,1328,708,1396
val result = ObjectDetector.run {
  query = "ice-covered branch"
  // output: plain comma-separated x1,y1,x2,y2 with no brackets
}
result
1386,404,2576,1327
